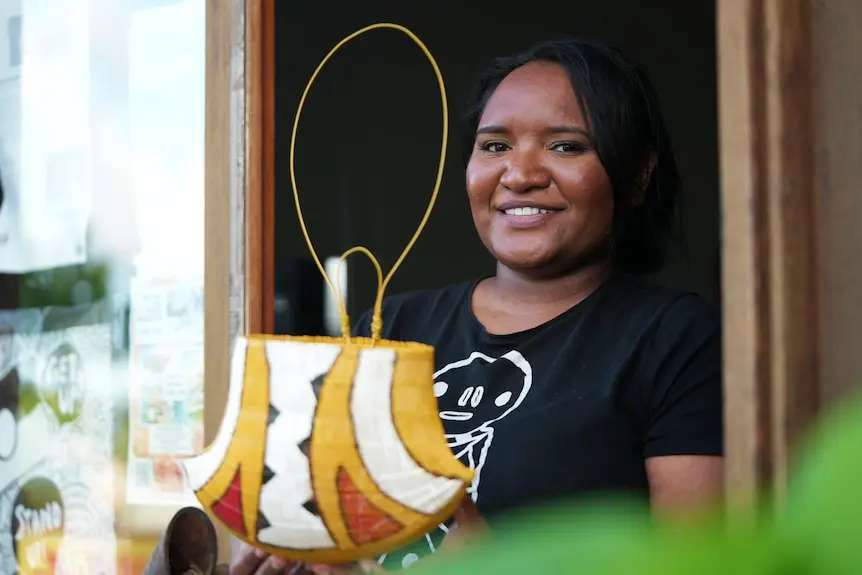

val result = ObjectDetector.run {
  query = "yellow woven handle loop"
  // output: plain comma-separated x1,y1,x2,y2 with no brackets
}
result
289,23,448,341
332,246,384,341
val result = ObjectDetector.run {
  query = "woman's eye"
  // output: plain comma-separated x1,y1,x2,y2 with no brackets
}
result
479,142,510,153
551,141,586,154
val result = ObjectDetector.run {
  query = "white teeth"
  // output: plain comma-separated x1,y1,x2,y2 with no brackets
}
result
503,207,554,216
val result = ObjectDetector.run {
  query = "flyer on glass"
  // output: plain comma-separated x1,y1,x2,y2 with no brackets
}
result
126,277,204,507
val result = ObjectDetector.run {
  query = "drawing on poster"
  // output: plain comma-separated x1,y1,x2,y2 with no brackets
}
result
38,342,85,428
0,326,20,461
0,321,43,493
9,476,65,574
0,319,116,575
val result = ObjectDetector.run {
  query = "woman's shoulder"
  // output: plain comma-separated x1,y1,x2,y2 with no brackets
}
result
597,274,720,336
576,275,720,380
604,278,722,459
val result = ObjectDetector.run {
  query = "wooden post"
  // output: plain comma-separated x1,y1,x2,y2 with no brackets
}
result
204,0,244,565
718,0,820,512
244,0,276,336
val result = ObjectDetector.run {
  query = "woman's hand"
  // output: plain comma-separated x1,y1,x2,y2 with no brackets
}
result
228,544,301,575
441,499,489,551
228,499,487,575
229,543,385,575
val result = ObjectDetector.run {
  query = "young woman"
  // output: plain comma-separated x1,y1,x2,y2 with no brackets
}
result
232,37,723,575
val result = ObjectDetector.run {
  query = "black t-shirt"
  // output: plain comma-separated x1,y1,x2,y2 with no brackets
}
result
352,274,722,570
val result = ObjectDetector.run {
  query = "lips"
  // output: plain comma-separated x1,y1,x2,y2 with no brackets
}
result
494,202,563,229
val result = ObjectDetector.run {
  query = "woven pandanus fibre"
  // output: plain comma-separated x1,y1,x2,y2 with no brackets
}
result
181,335,473,564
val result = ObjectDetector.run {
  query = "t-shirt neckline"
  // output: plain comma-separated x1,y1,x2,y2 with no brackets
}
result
460,274,620,345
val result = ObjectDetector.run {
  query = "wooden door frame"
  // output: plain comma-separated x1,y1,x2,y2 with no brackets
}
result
228,1,823,547
203,0,263,564
245,0,276,336
717,0,819,510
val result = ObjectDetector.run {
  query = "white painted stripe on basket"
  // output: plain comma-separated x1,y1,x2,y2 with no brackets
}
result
351,347,463,515
181,337,248,492
257,340,340,549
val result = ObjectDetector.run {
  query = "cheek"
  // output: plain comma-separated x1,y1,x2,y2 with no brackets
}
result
465,161,497,208
585,184,615,231
561,161,615,228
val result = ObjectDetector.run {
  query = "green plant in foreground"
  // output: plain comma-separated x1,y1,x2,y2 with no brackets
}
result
414,395,862,575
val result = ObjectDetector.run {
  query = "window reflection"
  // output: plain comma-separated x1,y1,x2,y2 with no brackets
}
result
6,16,20,69
0,0,206,573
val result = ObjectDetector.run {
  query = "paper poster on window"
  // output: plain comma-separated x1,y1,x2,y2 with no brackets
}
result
0,0,89,273
0,317,116,575
126,278,204,507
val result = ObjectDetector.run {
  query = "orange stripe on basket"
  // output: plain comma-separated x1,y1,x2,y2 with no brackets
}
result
336,467,402,545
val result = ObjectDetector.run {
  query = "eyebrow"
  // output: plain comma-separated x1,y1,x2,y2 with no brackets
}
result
475,125,591,137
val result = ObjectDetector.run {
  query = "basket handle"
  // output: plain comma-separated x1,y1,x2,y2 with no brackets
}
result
289,23,448,342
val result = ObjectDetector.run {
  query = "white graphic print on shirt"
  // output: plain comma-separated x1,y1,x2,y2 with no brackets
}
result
377,349,533,570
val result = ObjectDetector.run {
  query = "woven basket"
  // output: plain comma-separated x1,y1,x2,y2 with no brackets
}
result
181,22,465,564
181,335,473,564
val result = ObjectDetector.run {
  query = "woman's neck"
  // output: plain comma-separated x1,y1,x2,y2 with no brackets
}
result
471,261,614,335
491,261,614,308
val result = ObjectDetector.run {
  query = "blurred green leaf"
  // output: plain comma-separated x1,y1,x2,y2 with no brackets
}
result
415,395,862,575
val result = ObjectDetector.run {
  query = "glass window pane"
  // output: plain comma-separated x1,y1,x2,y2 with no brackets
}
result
0,0,207,572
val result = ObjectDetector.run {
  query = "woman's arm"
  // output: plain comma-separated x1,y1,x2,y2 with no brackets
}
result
641,296,724,520
646,455,723,520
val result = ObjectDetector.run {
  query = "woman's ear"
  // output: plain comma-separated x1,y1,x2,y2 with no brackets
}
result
632,151,658,207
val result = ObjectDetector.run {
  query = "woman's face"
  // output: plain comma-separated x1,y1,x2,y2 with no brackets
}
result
466,61,615,275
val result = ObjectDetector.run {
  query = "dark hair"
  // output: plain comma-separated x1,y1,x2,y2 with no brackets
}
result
462,38,681,275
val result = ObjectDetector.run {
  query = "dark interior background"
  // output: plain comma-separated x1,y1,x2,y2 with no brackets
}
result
272,1,718,335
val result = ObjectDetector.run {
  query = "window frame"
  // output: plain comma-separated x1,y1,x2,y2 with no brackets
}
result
237,0,824,552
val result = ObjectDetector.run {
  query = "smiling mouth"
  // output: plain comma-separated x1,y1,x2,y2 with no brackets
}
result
497,205,563,218
501,207,559,216
439,411,473,421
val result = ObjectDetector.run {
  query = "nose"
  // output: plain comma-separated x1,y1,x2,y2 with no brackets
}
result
500,148,551,193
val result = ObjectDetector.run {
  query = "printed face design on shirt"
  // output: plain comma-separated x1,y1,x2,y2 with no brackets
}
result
375,350,534,571
433,350,532,446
